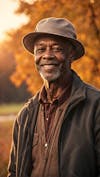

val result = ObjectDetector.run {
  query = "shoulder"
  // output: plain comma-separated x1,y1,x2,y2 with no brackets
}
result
84,82,100,99
80,82,100,110
71,70,100,102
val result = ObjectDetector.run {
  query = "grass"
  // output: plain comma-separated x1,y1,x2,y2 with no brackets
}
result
0,103,24,176
0,103,24,115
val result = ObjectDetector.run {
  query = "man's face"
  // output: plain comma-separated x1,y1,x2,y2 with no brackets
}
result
33,36,72,82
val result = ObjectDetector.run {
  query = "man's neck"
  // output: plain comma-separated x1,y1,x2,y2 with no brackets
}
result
44,71,72,102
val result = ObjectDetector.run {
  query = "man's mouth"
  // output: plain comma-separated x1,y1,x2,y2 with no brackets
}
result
40,63,60,71
40,62,59,66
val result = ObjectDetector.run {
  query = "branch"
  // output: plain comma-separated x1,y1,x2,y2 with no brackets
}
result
88,0,100,43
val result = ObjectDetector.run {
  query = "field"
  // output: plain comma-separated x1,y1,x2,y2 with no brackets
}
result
0,103,23,115
0,103,23,177
0,120,13,177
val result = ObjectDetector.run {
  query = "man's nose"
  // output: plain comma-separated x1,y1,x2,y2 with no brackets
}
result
43,48,55,59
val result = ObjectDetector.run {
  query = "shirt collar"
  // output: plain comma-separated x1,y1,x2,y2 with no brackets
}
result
39,75,73,106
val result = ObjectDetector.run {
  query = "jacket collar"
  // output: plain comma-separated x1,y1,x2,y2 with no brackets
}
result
68,70,86,107
27,70,86,110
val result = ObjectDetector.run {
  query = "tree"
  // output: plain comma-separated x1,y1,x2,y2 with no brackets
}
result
0,41,31,103
9,0,100,94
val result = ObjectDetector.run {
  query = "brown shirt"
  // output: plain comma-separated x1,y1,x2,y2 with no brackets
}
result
31,80,72,177
39,81,72,140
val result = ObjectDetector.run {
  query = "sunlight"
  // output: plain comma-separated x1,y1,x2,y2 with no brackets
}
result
21,0,37,4
0,0,29,41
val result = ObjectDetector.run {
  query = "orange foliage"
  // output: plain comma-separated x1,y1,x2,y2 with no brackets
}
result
9,0,100,94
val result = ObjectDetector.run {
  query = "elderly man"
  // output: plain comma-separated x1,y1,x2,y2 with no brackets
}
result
8,17,100,177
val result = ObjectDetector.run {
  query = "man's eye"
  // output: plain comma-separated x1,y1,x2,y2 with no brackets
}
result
52,47,63,52
36,48,45,53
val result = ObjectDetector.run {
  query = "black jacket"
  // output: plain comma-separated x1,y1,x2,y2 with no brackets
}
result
7,72,100,177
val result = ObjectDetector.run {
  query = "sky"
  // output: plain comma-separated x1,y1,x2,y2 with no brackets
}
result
0,0,29,41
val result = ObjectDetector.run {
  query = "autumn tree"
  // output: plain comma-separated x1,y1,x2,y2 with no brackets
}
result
0,41,31,103
10,0,100,94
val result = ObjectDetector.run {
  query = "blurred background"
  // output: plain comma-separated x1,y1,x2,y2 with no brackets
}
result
0,0,100,176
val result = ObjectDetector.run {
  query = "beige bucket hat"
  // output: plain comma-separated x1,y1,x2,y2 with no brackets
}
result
23,17,85,60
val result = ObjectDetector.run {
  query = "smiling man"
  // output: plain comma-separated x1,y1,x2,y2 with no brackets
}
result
34,36,72,81
8,17,100,177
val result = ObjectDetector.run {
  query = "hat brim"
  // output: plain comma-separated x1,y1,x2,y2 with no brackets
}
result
23,32,85,60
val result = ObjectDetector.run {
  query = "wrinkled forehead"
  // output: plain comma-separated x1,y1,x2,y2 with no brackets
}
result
34,34,72,47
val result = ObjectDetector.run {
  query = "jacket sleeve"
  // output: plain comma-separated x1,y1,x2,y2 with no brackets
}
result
94,99,100,177
7,118,19,177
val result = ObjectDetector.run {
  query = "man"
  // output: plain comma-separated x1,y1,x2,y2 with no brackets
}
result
8,17,100,177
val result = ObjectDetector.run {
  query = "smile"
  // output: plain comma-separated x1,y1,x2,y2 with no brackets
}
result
40,63,59,66
40,64,60,71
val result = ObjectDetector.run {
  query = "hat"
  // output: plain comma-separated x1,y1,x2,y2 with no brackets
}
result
23,17,85,60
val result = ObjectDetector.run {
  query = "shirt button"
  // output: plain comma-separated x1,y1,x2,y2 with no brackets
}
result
46,117,49,121
44,143,48,148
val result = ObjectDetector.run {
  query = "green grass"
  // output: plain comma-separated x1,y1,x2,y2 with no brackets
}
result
0,103,24,115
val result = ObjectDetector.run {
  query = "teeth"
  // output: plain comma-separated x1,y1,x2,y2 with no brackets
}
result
43,65,57,69
41,64,58,66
